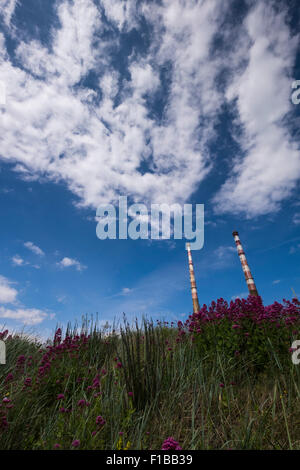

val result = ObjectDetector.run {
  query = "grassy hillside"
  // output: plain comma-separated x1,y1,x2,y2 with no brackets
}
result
0,296,300,450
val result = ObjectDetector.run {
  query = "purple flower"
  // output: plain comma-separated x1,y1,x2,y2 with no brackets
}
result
161,437,182,450
54,443,61,449
77,399,86,408
24,377,32,387
219,383,225,388
71,439,80,448
5,373,13,383
57,394,65,400
128,392,133,397
96,415,106,426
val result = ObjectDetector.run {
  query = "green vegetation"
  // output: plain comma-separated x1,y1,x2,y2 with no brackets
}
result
0,300,299,450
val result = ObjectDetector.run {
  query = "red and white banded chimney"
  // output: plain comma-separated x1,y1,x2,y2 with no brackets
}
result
232,231,258,297
186,242,200,313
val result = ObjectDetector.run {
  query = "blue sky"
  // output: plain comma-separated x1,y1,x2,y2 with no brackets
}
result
0,0,299,339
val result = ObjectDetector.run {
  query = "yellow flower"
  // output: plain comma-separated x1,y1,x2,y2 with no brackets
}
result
124,441,131,450
116,437,122,450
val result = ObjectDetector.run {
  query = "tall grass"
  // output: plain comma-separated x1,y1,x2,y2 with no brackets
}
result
0,301,299,450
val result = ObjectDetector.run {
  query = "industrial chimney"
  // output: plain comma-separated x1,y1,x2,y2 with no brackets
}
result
186,242,200,312
232,231,259,297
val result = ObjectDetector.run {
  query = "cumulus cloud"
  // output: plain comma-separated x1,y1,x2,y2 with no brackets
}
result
24,241,45,256
57,257,86,271
0,274,50,325
0,306,47,325
0,275,18,303
0,0,223,212
0,0,298,219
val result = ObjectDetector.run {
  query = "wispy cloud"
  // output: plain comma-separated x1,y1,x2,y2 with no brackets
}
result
214,246,236,259
105,286,134,300
121,287,133,295
57,257,86,272
213,2,299,217
272,279,281,285
24,241,45,256
102,258,188,319
289,244,300,254
293,213,300,225
0,0,18,27
56,294,67,304
231,292,248,300
11,255,26,266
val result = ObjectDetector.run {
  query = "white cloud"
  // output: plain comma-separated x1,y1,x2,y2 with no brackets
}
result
57,257,86,271
12,254,25,266
121,287,133,295
0,0,298,219
214,246,236,259
293,213,300,225
0,275,18,303
56,294,67,303
101,0,138,31
214,3,299,217
272,280,281,285
0,274,50,326
0,0,223,212
0,0,18,27
31,264,41,269
0,306,47,325
205,220,217,227
24,241,45,256
231,292,249,300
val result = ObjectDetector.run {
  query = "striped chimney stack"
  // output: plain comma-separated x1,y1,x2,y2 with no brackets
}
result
232,231,259,297
186,242,200,313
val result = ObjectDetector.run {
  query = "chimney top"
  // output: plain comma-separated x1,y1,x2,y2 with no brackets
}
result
232,231,239,237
